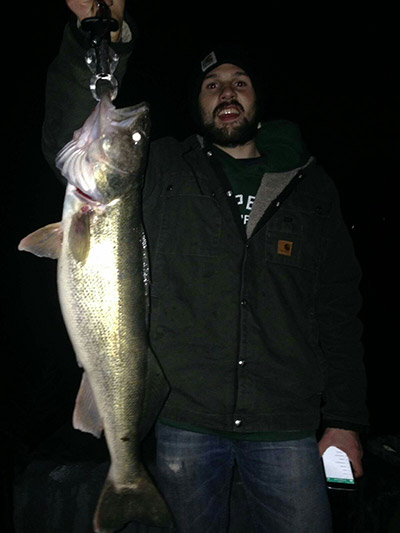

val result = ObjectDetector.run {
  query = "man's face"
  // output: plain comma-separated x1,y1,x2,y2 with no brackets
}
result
198,63,258,147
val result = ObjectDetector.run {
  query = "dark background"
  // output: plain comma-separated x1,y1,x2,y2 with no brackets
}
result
3,1,399,531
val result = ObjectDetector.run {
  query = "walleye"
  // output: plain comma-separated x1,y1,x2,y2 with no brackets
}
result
18,96,172,532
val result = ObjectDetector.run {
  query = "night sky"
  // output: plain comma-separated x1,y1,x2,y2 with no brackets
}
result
4,1,399,464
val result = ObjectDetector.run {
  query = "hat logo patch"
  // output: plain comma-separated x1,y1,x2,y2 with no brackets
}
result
201,51,217,72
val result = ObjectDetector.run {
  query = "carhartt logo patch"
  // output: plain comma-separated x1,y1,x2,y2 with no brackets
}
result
277,240,293,256
201,51,217,72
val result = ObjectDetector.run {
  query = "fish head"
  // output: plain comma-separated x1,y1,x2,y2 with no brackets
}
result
56,97,150,204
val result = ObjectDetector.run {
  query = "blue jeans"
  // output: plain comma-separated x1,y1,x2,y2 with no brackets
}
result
155,422,332,533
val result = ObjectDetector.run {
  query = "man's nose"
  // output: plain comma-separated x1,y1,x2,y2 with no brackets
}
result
220,83,236,100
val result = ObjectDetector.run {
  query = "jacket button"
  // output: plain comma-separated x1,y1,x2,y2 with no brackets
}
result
234,419,242,427
238,360,246,367
226,190,233,197
241,299,247,306
166,185,173,191
206,150,213,157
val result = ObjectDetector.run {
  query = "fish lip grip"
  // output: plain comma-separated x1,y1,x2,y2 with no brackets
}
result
85,47,119,101
81,0,120,101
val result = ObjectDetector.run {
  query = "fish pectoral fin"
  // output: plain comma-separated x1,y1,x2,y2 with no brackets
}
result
73,372,103,438
69,211,91,263
18,222,63,259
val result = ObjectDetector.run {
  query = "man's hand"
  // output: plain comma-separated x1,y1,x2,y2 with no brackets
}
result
66,0,125,41
318,427,364,478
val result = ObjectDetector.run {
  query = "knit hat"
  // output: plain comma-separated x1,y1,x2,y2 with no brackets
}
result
189,44,265,125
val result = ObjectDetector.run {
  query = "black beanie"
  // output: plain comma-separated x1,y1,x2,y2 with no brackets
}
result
189,44,265,125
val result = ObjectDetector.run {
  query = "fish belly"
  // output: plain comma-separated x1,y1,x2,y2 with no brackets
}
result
59,191,146,473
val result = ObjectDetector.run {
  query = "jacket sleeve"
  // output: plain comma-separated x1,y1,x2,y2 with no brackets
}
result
41,16,135,181
316,180,368,432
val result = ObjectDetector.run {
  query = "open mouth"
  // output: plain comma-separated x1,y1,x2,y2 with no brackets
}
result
218,107,240,119
214,102,244,122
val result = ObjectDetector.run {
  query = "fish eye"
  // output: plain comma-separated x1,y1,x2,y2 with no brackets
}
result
132,131,142,144
102,139,112,151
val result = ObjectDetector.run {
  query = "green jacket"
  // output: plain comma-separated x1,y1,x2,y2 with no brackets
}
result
42,20,368,434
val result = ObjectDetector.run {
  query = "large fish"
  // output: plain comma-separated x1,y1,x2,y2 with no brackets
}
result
18,95,172,532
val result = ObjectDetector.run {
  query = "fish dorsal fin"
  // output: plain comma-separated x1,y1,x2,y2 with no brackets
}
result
73,372,103,438
69,211,91,263
18,222,63,259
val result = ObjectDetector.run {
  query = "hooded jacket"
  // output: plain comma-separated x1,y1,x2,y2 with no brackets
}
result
142,130,368,433
42,20,368,434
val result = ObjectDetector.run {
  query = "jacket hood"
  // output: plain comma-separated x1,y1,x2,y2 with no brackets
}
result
194,119,311,173
256,120,311,172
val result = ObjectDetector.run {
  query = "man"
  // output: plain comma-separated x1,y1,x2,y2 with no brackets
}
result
43,1,368,531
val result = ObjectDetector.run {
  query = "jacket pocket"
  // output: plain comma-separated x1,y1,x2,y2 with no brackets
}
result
157,194,222,257
265,203,328,272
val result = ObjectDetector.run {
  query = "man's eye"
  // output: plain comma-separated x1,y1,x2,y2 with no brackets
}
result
206,82,218,89
235,80,247,87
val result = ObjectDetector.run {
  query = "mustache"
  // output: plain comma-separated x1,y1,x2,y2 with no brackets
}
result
213,100,244,118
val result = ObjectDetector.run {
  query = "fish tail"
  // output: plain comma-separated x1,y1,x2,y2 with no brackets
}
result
93,469,173,532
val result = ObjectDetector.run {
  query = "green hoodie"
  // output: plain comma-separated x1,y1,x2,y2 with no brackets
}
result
214,120,311,228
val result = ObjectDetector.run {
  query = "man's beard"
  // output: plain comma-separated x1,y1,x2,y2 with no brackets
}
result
200,100,259,148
